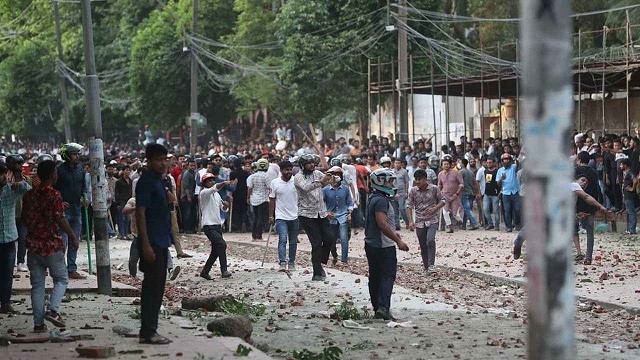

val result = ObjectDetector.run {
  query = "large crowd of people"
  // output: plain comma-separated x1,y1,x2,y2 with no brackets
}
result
0,123,637,342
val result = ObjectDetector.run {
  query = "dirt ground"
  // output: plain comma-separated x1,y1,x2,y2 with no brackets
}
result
3,227,639,359
118,230,639,359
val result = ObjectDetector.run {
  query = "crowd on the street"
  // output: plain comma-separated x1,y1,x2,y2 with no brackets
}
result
0,123,638,342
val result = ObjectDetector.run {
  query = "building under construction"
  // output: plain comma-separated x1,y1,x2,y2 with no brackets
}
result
368,11,640,147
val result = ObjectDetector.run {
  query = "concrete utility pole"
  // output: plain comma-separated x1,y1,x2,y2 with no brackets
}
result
80,0,111,295
190,0,199,155
52,0,72,142
520,1,575,359
397,0,409,143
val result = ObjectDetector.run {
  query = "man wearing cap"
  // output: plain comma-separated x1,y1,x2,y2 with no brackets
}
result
497,153,521,232
199,172,234,280
54,143,87,279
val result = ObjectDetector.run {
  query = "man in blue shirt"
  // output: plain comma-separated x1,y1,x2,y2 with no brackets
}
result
54,143,87,279
0,162,31,313
496,153,521,232
135,144,172,345
323,166,354,264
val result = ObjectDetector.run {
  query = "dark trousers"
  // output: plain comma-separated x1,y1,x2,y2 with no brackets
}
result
139,245,168,338
416,224,437,269
358,189,368,221
299,216,334,277
82,205,94,241
0,241,17,306
202,225,228,275
251,202,269,239
180,198,197,232
365,244,397,312
129,236,140,277
351,207,365,228
614,184,623,210
231,199,250,232
16,218,27,264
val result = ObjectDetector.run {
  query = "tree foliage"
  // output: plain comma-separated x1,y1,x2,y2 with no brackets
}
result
0,0,637,138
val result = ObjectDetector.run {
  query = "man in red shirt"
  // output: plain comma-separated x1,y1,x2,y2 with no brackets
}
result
437,157,464,233
22,160,78,333
354,158,370,223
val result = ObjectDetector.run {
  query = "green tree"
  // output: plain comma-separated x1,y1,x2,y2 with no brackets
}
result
0,40,59,136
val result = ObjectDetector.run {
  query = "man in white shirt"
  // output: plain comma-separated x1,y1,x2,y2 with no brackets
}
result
269,161,299,271
248,159,271,241
266,156,281,184
199,173,234,280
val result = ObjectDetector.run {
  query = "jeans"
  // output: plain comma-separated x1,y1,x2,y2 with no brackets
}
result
329,222,350,262
16,218,27,264
365,244,397,312
117,204,131,237
61,210,82,273
251,202,269,240
106,217,116,237
625,198,637,233
0,241,17,306
139,245,168,338
27,251,68,326
416,224,437,269
202,225,228,275
275,219,298,265
502,193,522,230
394,194,409,229
575,215,595,259
461,195,479,227
483,195,500,228
299,216,334,277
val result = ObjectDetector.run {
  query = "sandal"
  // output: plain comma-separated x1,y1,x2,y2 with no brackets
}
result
139,333,172,345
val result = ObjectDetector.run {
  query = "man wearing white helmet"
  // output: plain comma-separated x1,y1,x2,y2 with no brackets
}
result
379,156,392,169
54,143,87,279
365,168,410,320
247,159,270,241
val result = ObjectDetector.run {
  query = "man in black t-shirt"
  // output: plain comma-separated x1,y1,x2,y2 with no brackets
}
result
479,157,500,230
620,158,638,235
230,160,251,232
574,151,602,264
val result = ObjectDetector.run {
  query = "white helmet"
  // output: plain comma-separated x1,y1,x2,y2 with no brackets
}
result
370,168,397,197
379,156,392,165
